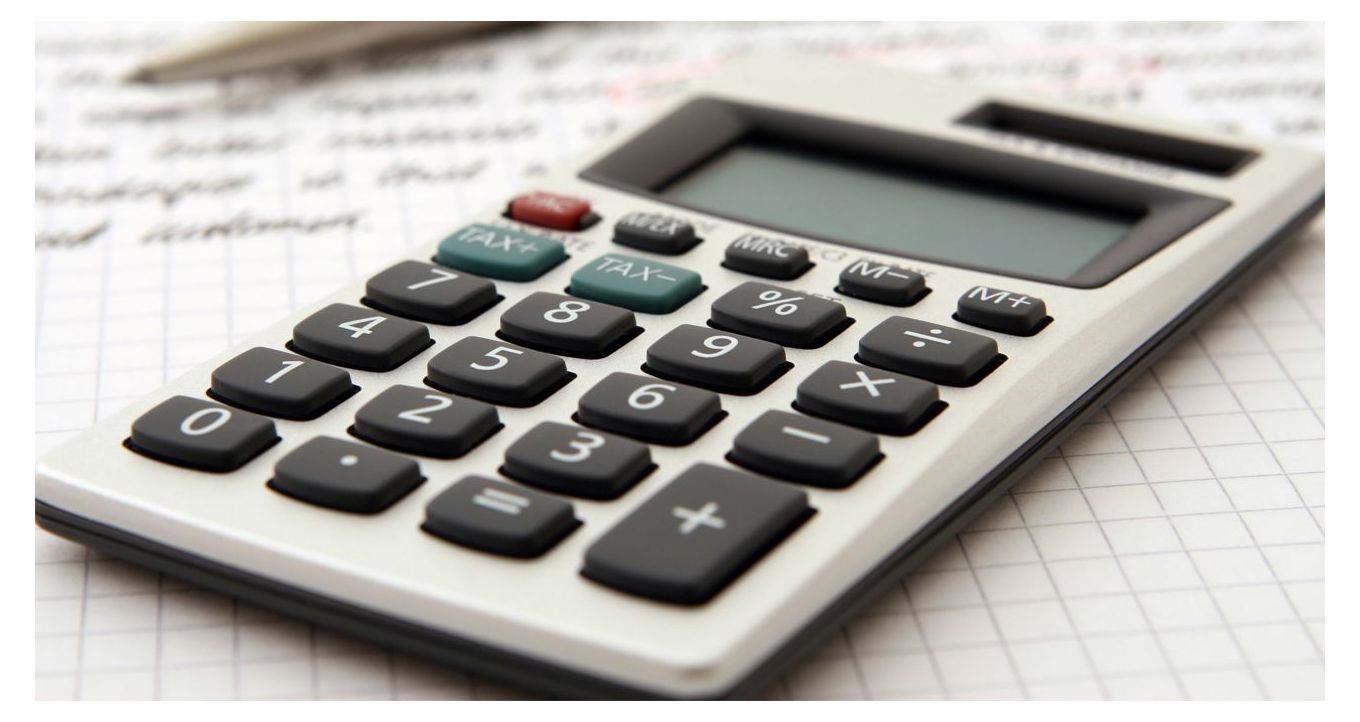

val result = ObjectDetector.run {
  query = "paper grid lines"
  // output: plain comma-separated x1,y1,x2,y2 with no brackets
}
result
35,21,1324,700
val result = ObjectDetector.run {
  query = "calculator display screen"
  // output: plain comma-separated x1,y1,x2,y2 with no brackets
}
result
660,138,1141,280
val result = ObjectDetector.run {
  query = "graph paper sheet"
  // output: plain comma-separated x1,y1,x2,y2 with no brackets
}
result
34,21,1324,700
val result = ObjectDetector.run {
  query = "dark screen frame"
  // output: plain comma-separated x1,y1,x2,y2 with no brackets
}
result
579,97,1230,288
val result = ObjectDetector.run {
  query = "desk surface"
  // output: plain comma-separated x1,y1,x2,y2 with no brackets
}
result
34,20,1324,700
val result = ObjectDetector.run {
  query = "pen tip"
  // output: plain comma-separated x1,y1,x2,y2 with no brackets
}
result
123,67,154,84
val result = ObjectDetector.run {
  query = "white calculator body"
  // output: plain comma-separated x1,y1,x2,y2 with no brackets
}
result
35,54,1324,699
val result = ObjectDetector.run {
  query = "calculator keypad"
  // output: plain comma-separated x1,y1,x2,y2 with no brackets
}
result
729,410,881,488
955,285,1049,336
581,463,811,605
129,395,278,472
269,436,424,514
364,260,498,325
577,372,723,445
499,292,638,358
211,346,354,420
644,324,786,394
795,360,942,435
423,476,581,558
709,281,848,348
425,336,571,407
501,422,653,500
352,385,500,458
858,317,1002,386
292,303,432,372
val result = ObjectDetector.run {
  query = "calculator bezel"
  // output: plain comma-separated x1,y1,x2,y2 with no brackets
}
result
579,96,1232,288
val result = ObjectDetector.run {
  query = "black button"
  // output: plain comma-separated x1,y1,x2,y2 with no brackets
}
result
577,372,723,445
729,410,880,488
644,324,787,394
858,317,1002,386
612,212,700,254
709,281,847,348
501,422,652,500
363,260,498,325
956,286,1049,335
211,347,355,420
352,385,500,458
128,395,278,472
292,303,432,372
425,336,571,407
581,463,811,605
269,436,424,513
795,360,942,435
498,291,637,359
722,233,811,279
836,260,928,306
422,476,580,558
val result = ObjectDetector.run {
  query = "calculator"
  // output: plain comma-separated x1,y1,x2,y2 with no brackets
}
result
35,54,1324,699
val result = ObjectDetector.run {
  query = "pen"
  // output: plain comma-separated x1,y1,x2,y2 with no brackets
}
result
126,21,514,84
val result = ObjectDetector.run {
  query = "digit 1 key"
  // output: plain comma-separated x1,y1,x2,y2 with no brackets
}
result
128,395,278,472
211,346,355,420
709,281,848,348
728,410,881,488
581,463,812,605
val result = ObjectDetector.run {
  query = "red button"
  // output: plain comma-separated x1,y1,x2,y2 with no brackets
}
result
508,192,594,231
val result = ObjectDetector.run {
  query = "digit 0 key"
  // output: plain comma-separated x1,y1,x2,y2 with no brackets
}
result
128,396,278,472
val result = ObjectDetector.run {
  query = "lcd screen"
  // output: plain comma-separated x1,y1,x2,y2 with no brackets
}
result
660,138,1142,280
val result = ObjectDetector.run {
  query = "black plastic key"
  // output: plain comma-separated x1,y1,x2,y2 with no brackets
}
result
498,291,637,359
292,303,431,371
352,385,500,458
422,476,580,558
729,410,881,488
581,463,812,605
722,233,811,279
501,422,652,500
364,260,498,325
128,395,278,472
858,317,1002,386
612,211,700,255
269,436,424,513
710,281,847,348
211,346,354,419
955,285,1049,335
644,324,787,394
426,336,571,407
837,260,928,306
577,372,723,445
795,360,942,435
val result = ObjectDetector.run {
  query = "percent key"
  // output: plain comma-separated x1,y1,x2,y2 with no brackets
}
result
709,281,848,348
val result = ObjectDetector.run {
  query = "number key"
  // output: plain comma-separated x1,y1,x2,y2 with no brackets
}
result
128,395,278,472
710,281,847,348
426,336,572,407
292,303,432,371
364,260,498,325
577,372,723,445
211,347,354,419
498,291,637,358
501,422,653,500
352,385,500,458
644,324,786,394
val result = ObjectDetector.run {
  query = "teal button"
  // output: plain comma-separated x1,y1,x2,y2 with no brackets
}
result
435,223,567,282
569,253,703,314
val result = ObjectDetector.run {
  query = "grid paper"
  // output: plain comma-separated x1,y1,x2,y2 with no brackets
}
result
34,21,1324,700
